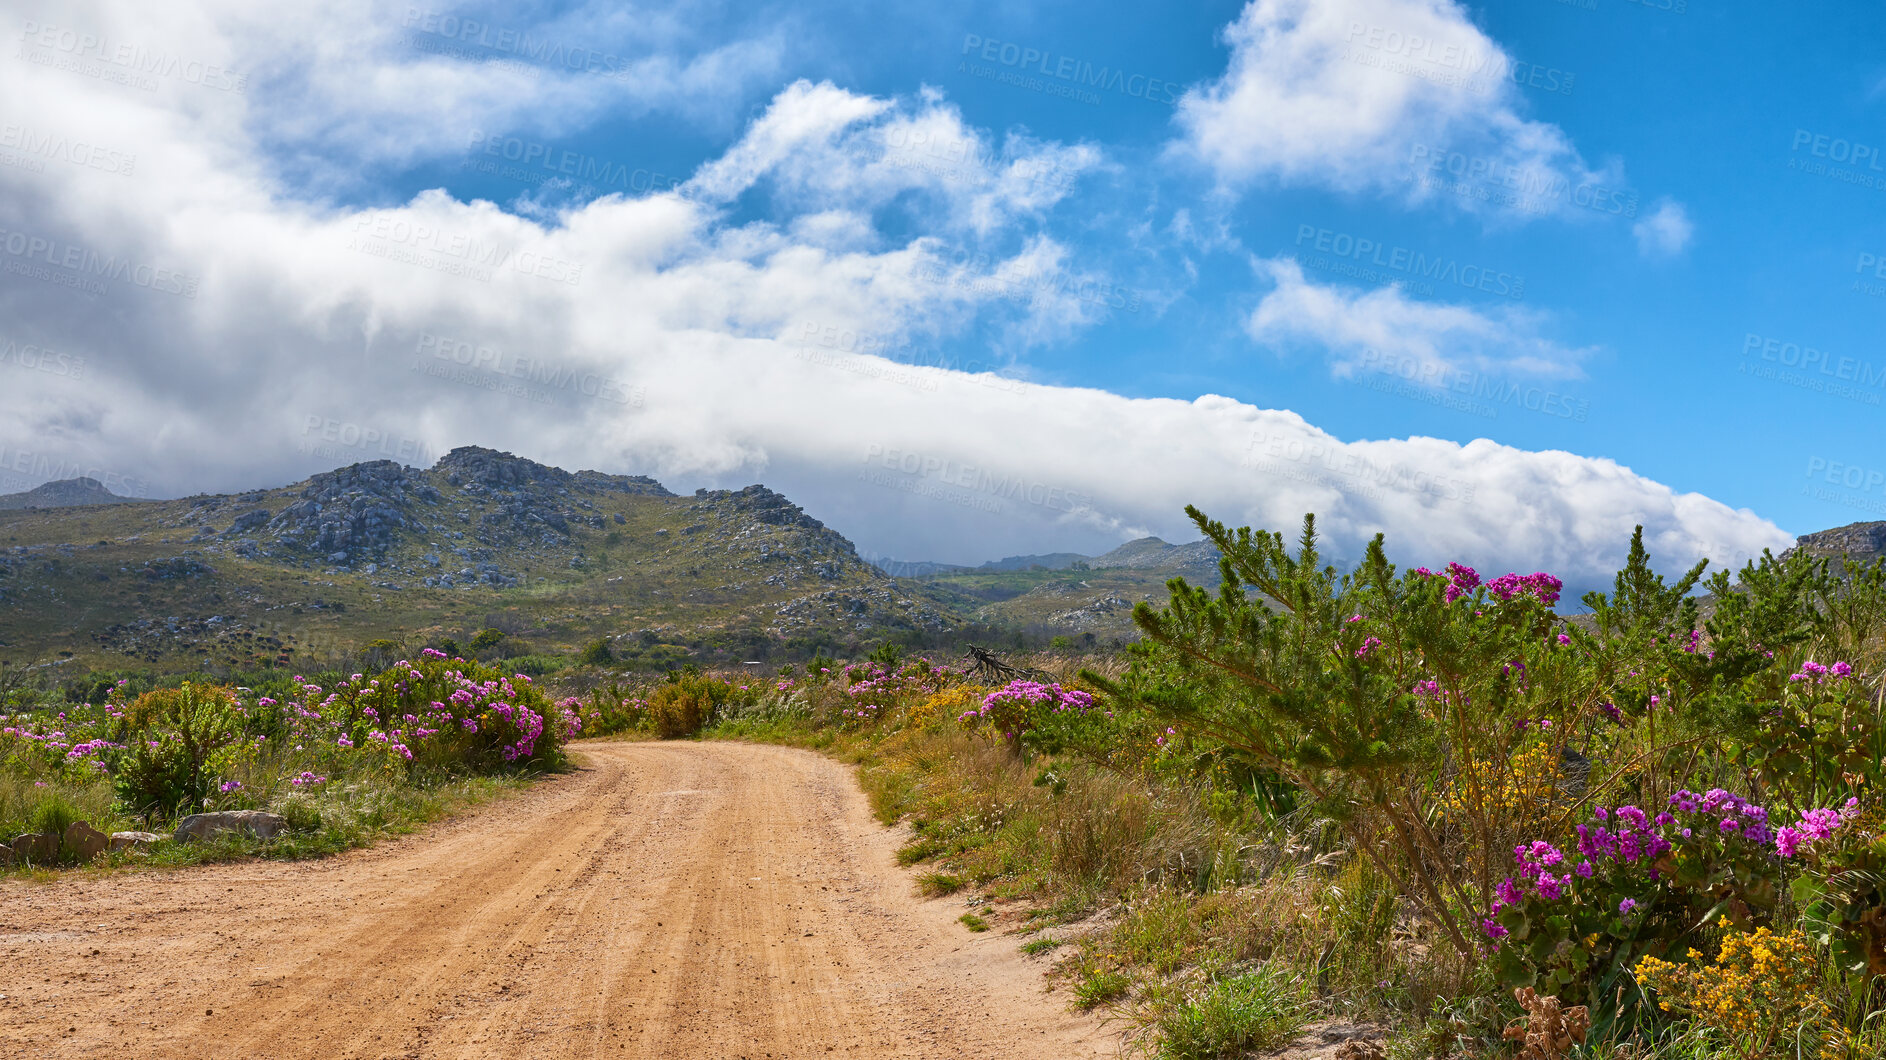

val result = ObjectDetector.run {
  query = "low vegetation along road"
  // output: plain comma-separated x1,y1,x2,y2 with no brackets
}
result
0,742,1112,1059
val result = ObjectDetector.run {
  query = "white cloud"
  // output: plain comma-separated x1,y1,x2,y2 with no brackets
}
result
1173,0,1627,219
689,79,1103,237
1246,258,1593,382
0,0,1788,592
204,0,782,186
1632,199,1694,258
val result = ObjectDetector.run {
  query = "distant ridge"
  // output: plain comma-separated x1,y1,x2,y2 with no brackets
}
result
869,536,1220,579
0,476,137,510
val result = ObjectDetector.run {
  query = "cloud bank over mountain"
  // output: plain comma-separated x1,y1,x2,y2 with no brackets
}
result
0,0,1786,586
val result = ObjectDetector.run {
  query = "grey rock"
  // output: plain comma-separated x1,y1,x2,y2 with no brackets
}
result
174,810,287,844
109,831,164,852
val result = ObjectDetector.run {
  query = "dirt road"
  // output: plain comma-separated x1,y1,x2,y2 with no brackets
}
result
0,741,1115,1059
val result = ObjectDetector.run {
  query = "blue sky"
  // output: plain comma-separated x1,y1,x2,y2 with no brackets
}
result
384,0,1886,542
3,0,1883,583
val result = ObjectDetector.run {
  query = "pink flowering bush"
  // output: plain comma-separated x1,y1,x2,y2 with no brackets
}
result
0,650,591,851
1487,788,1873,1003
841,659,953,726
321,651,578,772
1736,655,1882,816
958,679,1099,753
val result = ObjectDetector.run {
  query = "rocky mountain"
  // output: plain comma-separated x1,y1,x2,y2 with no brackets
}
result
0,476,137,510
0,447,964,673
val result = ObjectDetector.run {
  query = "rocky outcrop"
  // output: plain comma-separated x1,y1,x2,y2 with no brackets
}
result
696,485,832,532
1787,521,1886,566
573,468,671,496
436,446,569,490
224,508,271,534
263,461,440,561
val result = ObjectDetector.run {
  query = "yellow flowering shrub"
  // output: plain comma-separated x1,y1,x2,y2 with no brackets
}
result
908,686,985,728
1634,925,1851,1059
1440,737,1563,828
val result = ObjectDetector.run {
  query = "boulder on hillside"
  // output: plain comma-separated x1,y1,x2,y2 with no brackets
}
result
174,810,287,844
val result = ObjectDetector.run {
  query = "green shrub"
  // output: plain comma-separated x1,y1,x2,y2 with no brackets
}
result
114,682,241,815
28,794,82,860
648,674,748,738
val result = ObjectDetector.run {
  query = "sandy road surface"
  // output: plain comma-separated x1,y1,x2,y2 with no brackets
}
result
0,741,1114,1059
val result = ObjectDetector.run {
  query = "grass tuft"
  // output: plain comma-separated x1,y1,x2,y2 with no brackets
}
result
918,870,966,895
1149,966,1313,1060
1074,968,1132,1009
